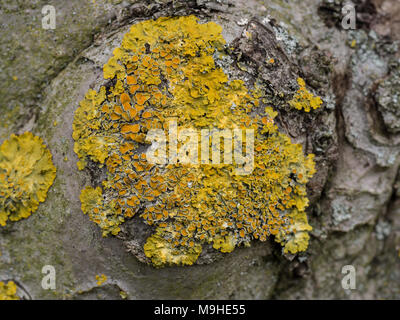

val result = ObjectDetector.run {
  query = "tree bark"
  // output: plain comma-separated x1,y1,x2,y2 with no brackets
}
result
0,0,399,299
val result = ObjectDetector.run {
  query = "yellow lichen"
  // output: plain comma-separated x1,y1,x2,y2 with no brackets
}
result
119,290,128,299
80,186,122,236
289,78,323,112
0,281,19,300
212,234,236,253
144,231,202,267
95,274,107,286
0,132,57,226
73,16,317,267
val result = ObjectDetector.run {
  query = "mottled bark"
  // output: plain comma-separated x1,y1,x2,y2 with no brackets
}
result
0,0,399,299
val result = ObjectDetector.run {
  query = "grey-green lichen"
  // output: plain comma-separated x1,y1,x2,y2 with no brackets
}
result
375,61,400,133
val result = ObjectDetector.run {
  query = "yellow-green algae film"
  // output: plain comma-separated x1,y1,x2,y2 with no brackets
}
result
0,132,57,226
0,281,19,300
73,15,318,267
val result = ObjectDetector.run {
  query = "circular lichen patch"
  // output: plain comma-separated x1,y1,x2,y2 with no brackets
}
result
0,132,57,226
73,15,318,267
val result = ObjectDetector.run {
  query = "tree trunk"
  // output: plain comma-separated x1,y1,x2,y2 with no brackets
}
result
1,0,399,299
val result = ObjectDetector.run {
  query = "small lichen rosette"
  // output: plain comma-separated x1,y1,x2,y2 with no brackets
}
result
0,132,56,226
0,281,19,300
73,15,318,267
289,78,323,112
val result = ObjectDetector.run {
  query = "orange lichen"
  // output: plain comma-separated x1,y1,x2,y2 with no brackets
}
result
95,274,107,286
73,16,317,267
289,78,323,112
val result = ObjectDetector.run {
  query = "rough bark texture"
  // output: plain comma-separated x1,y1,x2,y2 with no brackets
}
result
0,0,399,299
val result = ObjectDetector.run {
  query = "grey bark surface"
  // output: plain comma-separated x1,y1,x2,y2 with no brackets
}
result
0,0,399,299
